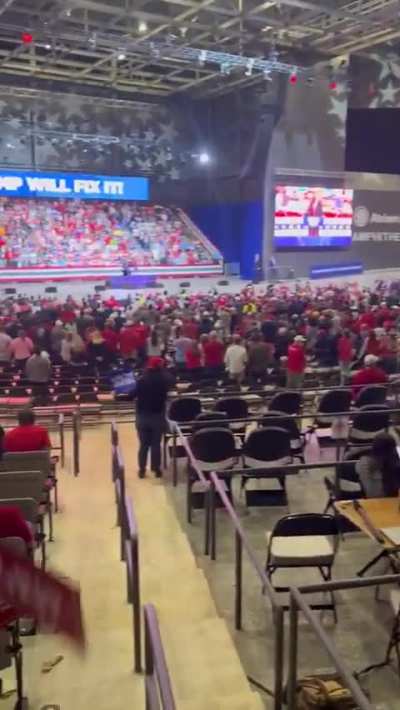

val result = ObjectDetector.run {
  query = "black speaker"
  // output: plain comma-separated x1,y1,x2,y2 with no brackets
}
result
180,281,191,288
218,280,229,286
4,288,16,295
45,286,58,293
95,285,106,293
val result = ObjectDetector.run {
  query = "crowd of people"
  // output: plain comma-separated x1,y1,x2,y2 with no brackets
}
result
0,276,398,483
0,279,399,392
0,200,219,268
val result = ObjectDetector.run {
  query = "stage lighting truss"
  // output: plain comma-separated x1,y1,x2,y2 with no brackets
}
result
115,37,308,79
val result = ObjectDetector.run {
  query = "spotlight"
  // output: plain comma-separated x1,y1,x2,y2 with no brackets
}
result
198,151,210,165
21,32,33,44
138,20,148,33
199,49,207,66
65,8,72,17
245,58,254,76
289,69,298,85
44,43,51,50
117,51,126,61
263,67,272,81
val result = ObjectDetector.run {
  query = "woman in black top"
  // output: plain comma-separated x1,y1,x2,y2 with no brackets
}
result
134,357,173,478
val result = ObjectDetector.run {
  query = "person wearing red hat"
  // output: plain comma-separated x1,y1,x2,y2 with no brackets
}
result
134,357,173,478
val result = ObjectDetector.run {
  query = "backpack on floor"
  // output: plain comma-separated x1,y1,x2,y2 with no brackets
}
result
294,677,359,710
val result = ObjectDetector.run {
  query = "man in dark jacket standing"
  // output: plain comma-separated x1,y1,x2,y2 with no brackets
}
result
134,357,172,478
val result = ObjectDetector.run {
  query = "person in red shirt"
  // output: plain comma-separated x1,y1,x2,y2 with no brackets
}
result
203,331,225,376
0,506,33,547
5,409,51,452
119,321,138,360
366,331,382,357
337,330,354,384
185,341,202,379
352,354,388,398
287,335,306,389
103,320,120,355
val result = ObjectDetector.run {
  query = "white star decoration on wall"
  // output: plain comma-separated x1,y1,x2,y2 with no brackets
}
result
366,54,400,107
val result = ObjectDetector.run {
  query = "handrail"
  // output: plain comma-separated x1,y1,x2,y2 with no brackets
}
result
170,419,400,710
169,379,398,398
287,587,373,710
110,424,142,673
124,495,142,674
173,420,285,710
209,470,277,603
144,603,177,710
111,421,119,446
58,413,65,468
165,405,400,428
72,409,80,477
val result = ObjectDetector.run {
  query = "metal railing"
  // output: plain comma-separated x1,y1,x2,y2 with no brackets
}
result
144,603,177,710
287,574,400,710
174,420,285,709
171,419,400,709
111,423,141,673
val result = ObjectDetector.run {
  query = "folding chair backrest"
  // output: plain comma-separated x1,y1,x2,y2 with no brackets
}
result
261,411,300,439
191,427,236,470
273,513,337,538
169,397,202,422
0,497,38,525
318,389,352,415
0,471,44,504
0,536,28,558
193,412,229,432
351,405,390,437
244,427,291,465
1,451,51,480
215,397,248,420
269,391,302,415
355,385,387,408
337,449,370,485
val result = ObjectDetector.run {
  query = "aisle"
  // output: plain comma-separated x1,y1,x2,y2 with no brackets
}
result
15,426,144,710
119,422,265,710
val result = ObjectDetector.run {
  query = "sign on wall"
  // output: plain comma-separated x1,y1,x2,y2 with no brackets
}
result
353,190,400,242
0,170,149,201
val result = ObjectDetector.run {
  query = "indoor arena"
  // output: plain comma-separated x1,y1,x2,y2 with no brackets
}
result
0,3,399,710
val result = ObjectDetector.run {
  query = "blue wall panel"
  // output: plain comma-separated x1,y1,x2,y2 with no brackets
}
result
190,202,263,279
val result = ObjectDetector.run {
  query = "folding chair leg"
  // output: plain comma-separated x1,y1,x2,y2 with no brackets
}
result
319,566,337,623
9,623,28,710
47,501,54,542
386,611,400,671
53,478,59,513
186,475,192,524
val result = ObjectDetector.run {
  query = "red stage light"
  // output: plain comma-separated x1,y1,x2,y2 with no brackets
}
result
21,32,33,44
329,80,337,91
289,73,298,85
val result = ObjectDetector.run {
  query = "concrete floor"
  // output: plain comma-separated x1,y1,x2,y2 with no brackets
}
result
164,454,400,710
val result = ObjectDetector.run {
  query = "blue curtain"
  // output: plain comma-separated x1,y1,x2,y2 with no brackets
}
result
189,202,263,280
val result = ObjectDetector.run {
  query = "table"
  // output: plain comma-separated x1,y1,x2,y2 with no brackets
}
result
335,498,400,575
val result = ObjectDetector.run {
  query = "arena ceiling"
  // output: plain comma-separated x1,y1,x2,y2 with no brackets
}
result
0,0,397,98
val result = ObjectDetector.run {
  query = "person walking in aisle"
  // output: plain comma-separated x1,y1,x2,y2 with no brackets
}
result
134,357,172,478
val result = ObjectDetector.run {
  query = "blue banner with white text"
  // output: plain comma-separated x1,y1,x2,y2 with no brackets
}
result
0,170,149,201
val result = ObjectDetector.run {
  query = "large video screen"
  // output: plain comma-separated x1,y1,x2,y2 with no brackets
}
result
274,186,354,249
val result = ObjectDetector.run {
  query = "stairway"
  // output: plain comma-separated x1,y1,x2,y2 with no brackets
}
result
122,425,265,709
